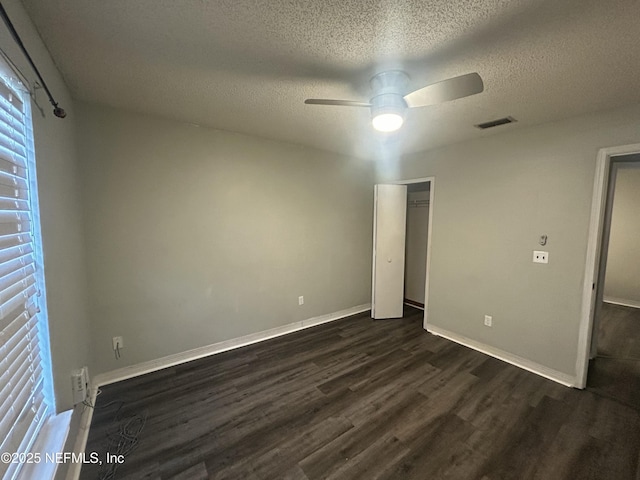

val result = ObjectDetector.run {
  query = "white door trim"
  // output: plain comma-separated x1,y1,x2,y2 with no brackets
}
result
576,143,640,388
395,177,435,331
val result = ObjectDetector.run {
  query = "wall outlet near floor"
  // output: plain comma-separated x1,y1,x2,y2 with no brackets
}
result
112,336,124,350
533,250,549,264
71,366,89,405
298,296,304,306
484,315,492,327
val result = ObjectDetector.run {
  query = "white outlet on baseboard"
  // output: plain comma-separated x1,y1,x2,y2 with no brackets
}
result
298,296,304,306
533,250,549,264
484,315,492,327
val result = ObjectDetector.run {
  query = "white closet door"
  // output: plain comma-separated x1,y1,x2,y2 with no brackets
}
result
372,184,407,319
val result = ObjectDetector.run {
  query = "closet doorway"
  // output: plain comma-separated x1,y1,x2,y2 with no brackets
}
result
404,182,430,311
371,177,433,328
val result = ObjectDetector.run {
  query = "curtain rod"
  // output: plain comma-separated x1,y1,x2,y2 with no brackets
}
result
0,1,66,118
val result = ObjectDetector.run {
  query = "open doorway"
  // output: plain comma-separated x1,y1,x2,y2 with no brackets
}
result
404,182,430,311
371,177,433,328
587,156,640,407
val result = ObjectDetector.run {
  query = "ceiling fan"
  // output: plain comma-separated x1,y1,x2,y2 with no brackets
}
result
305,71,484,132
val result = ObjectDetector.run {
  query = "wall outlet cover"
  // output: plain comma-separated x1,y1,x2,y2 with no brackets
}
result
112,336,124,350
71,367,89,405
533,251,549,264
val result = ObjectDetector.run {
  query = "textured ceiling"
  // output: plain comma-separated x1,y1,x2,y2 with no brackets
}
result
20,0,640,159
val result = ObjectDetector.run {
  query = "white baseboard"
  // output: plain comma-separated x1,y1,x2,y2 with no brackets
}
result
65,387,98,480
93,303,371,387
426,324,577,388
403,300,425,311
603,296,640,309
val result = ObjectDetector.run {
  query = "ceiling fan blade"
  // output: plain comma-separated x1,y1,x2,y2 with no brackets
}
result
404,72,484,108
305,99,371,107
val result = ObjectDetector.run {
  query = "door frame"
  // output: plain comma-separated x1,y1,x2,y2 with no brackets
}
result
393,177,434,330
576,143,640,388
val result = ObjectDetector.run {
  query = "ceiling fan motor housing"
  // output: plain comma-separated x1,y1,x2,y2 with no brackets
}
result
370,71,409,121
370,93,407,120
370,70,409,94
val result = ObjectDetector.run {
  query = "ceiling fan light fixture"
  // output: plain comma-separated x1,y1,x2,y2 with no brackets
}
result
371,93,406,132
304,71,484,134
372,112,404,132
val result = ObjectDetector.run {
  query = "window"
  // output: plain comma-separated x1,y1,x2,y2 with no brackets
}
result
0,57,53,479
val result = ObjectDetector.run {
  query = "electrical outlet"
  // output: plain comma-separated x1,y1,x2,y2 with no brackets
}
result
298,296,304,306
112,336,124,350
484,315,492,327
71,367,89,405
533,251,549,264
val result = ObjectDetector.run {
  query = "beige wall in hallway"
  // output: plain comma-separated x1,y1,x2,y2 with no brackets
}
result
604,166,640,306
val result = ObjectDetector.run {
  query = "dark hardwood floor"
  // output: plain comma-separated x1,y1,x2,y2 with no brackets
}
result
597,302,640,360
589,302,640,412
82,306,640,480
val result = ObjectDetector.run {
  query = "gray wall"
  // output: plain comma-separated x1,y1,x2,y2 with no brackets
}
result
0,0,91,412
76,103,374,376
377,104,640,380
604,166,640,306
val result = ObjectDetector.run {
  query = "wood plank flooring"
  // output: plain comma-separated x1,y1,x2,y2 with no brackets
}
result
597,302,640,360
590,302,640,412
82,306,640,480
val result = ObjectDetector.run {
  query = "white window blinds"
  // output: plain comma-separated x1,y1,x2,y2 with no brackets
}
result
0,64,51,480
